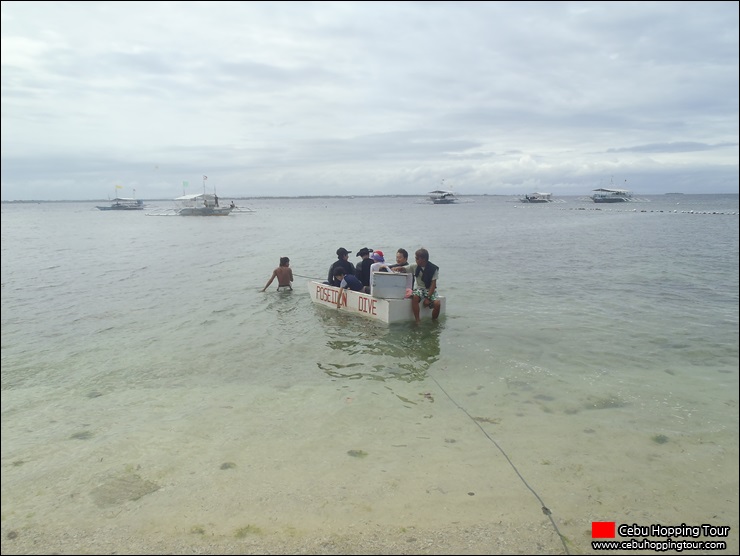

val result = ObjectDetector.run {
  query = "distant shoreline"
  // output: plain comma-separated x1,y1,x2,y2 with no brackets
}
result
2,192,737,203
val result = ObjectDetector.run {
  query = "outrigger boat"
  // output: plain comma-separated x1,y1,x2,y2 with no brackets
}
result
428,189,458,204
174,193,232,216
146,176,241,216
96,186,144,210
520,192,553,203
308,272,446,324
427,179,459,204
96,197,144,211
591,188,633,203
592,177,633,203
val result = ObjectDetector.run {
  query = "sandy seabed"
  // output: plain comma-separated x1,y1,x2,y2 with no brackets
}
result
1,521,566,555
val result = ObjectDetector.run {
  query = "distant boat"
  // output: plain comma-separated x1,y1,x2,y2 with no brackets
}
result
520,192,553,203
592,188,633,203
146,193,252,217
174,193,232,216
592,178,633,203
96,186,144,210
96,198,144,211
428,190,458,204
428,179,459,204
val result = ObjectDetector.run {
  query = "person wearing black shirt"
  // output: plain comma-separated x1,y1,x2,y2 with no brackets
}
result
326,247,356,287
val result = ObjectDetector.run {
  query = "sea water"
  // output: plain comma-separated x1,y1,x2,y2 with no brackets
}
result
1,194,738,553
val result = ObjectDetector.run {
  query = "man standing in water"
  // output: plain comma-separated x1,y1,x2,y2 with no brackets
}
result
261,257,293,292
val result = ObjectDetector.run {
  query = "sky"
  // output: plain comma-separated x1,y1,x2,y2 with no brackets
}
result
1,1,738,201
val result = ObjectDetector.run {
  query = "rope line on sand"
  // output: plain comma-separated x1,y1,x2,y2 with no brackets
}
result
428,373,571,555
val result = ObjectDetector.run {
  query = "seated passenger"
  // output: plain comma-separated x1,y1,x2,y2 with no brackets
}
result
388,248,414,295
326,247,356,287
367,251,394,295
334,267,364,308
369,250,390,274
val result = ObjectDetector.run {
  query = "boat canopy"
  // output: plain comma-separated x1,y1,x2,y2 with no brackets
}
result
593,188,630,193
176,193,207,200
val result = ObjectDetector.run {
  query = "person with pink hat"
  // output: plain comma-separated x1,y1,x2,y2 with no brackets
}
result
368,250,394,295
369,250,388,271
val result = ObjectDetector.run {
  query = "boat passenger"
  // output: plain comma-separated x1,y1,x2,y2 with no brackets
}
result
408,248,441,323
369,251,392,276
261,257,293,292
388,248,410,271
367,250,396,296
333,268,364,309
356,247,374,293
326,247,356,287
388,248,414,295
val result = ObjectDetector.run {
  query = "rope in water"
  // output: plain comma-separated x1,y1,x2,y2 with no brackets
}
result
291,270,570,553
293,273,324,281
428,373,571,555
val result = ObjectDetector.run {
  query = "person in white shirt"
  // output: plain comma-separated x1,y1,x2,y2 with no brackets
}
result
367,251,393,295
388,248,414,295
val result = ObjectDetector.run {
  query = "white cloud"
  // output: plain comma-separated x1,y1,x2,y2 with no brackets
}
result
2,1,738,200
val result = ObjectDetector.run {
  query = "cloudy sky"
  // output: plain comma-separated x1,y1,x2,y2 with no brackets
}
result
1,1,738,200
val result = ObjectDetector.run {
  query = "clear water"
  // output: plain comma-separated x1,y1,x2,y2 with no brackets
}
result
2,195,738,553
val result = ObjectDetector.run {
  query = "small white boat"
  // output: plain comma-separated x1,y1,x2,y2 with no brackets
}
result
428,179,458,204
591,188,633,203
520,192,553,203
428,190,458,204
149,177,236,216
308,273,446,324
592,178,633,203
174,193,232,216
96,186,144,210
96,197,144,211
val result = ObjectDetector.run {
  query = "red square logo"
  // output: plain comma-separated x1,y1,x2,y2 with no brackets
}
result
592,521,616,538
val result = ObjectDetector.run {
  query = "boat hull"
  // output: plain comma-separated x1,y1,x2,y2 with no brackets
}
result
96,205,144,210
177,207,232,216
97,198,145,210
592,197,630,203
308,281,445,324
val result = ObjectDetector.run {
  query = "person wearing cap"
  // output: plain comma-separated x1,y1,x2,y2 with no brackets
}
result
369,250,390,274
326,247,356,287
367,250,393,295
356,247,374,293
333,267,364,308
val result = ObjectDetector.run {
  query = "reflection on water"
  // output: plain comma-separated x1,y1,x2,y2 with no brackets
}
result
315,310,442,383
